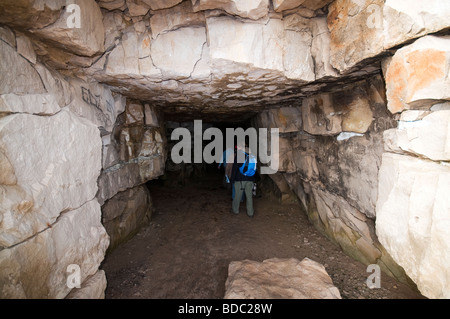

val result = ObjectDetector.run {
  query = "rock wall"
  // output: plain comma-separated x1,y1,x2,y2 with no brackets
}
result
99,100,166,252
1,0,450,299
0,27,112,298
376,35,450,299
254,75,413,286
0,25,166,298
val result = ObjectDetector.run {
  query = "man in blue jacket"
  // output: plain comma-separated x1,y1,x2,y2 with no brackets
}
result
230,143,256,218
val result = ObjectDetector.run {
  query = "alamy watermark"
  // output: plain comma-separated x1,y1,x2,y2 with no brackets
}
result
66,3,81,29
366,264,381,289
170,120,279,174
349,0,382,29
66,264,81,289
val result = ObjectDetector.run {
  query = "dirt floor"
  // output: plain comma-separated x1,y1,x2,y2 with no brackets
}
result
101,170,426,299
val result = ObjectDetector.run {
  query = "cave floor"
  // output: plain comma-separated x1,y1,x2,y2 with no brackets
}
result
101,170,425,299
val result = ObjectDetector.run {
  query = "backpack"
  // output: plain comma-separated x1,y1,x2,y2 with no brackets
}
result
239,152,257,177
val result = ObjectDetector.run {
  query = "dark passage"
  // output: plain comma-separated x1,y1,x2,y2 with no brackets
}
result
100,168,423,299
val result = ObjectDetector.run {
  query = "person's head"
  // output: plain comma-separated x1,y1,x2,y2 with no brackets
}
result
236,140,245,151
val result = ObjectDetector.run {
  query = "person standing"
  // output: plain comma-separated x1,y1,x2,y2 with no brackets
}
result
230,143,256,218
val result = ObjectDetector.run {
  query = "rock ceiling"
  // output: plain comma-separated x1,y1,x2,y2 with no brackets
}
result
1,0,448,122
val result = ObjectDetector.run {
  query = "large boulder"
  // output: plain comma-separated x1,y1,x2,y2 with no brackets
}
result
384,110,450,162
0,199,109,298
328,0,450,73
376,153,450,299
224,258,341,299
382,35,450,114
30,0,105,57
0,109,102,248
192,0,270,20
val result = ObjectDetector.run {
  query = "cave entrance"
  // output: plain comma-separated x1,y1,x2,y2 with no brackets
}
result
100,114,424,299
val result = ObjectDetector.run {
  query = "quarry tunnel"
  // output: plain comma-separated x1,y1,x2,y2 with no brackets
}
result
0,0,449,300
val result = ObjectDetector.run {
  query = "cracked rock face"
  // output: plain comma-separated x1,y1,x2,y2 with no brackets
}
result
2,0,450,122
224,257,341,299
1,0,450,300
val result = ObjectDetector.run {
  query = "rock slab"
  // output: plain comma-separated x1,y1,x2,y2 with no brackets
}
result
224,257,341,299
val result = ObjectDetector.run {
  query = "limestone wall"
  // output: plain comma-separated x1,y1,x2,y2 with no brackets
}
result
0,27,112,298
376,35,450,299
254,75,413,286
1,0,449,299
99,100,166,252
252,0,450,298
0,26,166,298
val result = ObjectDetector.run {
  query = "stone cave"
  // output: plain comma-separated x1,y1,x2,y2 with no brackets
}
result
0,0,449,300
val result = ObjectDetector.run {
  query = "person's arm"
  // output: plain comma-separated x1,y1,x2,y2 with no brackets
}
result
218,150,225,168
230,154,238,184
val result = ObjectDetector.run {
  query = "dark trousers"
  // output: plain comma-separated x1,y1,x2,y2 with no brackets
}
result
232,181,254,216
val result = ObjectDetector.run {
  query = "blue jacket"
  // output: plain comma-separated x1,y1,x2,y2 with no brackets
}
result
230,150,256,183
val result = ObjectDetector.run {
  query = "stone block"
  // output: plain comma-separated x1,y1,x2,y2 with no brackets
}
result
224,257,341,299
0,109,102,248
376,153,450,298
382,35,450,113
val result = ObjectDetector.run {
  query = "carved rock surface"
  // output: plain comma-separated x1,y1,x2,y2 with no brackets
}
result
376,153,450,299
224,258,341,299
0,109,102,248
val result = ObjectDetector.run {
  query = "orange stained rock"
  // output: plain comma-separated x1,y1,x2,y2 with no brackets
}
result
386,49,446,113
406,49,446,102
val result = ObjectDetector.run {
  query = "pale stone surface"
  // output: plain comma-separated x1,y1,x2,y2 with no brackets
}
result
97,100,165,204
16,34,36,64
383,0,450,50
151,27,206,79
207,15,316,83
102,185,152,252
376,153,450,299
384,110,450,161
0,40,45,95
144,104,160,127
0,199,109,299
207,16,284,74
311,187,381,266
0,109,102,248
328,0,450,73
125,0,150,16
192,0,269,20
310,16,338,80
382,35,450,114
88,6,338,113
142,0,183,10
283,28,314,81
67,77,126,133
149,1,206,39
0,26,16,48
105,30,162,79
65,270,107,299
273,0,306,12
301,0,333,10
33,63,72,108
328,0,384,73
224,258,341,299
0,93,60,115
31,0,105,56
